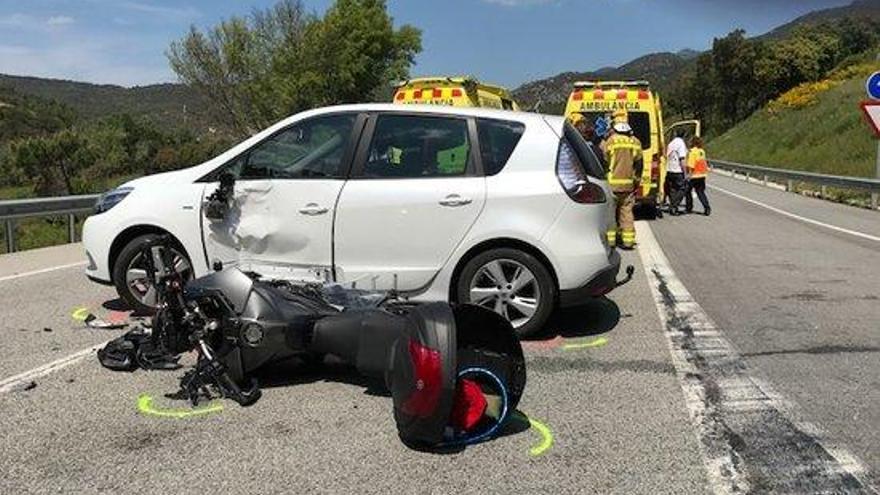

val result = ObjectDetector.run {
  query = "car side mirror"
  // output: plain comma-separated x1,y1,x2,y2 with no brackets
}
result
204,173,236,222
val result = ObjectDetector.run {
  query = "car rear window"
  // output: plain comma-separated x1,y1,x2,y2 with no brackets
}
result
563,122,605,179
477,118,525,176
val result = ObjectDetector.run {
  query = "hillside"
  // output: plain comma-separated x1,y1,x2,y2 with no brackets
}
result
708,61,878,178
512,0,880,115
763,0,880,39
0,74,218,134
511,51,693,113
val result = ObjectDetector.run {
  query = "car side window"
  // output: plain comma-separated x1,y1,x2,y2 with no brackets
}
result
477,118,525,176
227,114,356,180
363,114,471,178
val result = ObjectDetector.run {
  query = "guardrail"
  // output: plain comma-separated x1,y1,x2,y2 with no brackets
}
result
711,159,880,210
0,195,99,253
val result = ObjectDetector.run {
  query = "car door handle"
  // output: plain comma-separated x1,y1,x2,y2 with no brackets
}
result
299,203,329,216
439,195,473,207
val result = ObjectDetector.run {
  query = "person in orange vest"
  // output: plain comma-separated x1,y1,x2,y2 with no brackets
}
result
686,136,711,216
602,120,643,249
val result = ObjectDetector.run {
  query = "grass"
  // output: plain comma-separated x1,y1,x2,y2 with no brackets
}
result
0,174,137,254
708,76,878,179
0,216,85,254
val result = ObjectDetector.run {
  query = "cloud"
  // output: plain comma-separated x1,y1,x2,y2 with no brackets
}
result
0,41,175,87
481,0,556,6
47,16,75,26
0,13,32,27
119,1,200,21
0,13,75,29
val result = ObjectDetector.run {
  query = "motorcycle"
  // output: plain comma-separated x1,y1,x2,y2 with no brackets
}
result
98,235,527,448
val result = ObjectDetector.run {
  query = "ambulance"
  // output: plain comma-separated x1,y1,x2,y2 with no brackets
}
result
393,77,520,111
564,80,700,218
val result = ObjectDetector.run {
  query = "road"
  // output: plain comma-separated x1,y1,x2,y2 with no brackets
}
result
0,173,876,494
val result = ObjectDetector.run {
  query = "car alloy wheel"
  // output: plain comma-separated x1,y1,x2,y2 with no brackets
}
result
468,259,540,329
125,249,192,307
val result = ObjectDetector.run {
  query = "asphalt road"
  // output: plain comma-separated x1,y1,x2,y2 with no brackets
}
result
651,173,880,491
0,172,877,494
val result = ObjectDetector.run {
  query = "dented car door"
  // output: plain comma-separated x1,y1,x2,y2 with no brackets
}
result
201,113,363,280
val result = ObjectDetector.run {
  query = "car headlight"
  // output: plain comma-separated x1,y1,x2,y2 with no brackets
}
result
94,187,133,214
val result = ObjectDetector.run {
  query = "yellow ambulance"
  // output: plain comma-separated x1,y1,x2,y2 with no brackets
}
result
393,77,520,111
564,80,700,218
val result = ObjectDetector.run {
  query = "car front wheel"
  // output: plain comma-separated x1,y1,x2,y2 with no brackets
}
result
112,234,193,314
456,248,556,338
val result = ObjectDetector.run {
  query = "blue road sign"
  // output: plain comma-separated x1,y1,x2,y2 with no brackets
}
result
867,71,880,100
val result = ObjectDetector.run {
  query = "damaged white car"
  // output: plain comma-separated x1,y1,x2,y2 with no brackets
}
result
83,104,625,336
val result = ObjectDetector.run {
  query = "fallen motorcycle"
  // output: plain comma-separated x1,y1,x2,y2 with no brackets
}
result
98,236,526,448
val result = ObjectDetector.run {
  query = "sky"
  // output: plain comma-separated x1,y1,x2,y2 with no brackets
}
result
0,0,858,88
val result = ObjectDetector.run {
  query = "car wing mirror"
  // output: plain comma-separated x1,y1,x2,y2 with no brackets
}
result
204,173,236,222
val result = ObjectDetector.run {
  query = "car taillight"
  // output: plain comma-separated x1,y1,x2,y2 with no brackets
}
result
651,154,660,179
556,139,606,204
401,339,443,418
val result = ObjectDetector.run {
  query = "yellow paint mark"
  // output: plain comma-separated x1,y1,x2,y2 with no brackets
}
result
513,412,554,457
71,307,90,322
562,336,609,351
137,394,224,419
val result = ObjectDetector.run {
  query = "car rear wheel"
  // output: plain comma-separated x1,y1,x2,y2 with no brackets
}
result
112,234,193,314
456,248,556,338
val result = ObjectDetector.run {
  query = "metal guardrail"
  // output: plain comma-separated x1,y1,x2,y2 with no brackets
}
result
0,194,98,253
711,159,880,210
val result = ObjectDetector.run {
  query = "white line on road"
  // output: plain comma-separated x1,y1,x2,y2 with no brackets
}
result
637,220,876,494
0,261,88,283
709,184,880,243
0,341,109,394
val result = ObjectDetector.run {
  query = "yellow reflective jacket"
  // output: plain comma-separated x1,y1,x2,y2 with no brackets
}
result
687,147,709,179
602,134,643,193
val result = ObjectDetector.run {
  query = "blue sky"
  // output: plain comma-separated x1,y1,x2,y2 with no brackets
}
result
0,0,855,88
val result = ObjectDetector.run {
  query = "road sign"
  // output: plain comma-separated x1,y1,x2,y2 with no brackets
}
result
861,101,880,138
867,71,880,100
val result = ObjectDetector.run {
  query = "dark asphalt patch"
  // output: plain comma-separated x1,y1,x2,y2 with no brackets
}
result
743,345,880,358
652,268,875,494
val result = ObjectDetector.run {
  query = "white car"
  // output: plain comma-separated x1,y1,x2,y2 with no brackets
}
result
83,104,621,336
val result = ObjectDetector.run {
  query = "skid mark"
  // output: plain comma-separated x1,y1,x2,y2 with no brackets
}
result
562,337,609,351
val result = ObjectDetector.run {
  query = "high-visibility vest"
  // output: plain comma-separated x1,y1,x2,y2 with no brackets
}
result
605,135,641,190
687,147,709,179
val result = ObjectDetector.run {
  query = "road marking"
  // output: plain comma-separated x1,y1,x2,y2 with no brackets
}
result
709,184,880,243
562,337,608,351
0,341,109,394
637,220,877,494
521,414,554,457
71,307,90,321
137,394,224,419
0,261,88,283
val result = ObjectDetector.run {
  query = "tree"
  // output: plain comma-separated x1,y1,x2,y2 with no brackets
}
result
167,0,421,137
8,130,91,196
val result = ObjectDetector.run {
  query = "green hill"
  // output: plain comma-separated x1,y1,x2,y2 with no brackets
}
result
0,74,220,135
708,61,878,178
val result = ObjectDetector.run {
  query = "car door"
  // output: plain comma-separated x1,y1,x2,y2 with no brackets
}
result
201,113,362,280
334,112,487,291
665,119,702,142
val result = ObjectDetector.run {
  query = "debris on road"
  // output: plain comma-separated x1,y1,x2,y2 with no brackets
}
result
71,307,128,330
42,327,52,333
10,380,38,392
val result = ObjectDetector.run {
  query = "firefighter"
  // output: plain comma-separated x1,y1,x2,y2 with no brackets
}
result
603,120,643,249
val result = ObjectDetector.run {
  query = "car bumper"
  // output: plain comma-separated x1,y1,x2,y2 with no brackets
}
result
82,215,113,283
558,249,621,307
